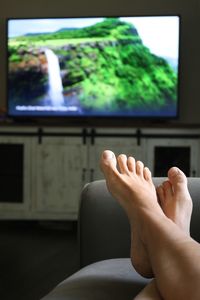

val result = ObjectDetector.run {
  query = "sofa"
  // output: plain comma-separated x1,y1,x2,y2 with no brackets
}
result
42,177,200,300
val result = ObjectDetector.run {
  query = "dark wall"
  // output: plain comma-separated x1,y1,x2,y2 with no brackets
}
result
0,0,199,125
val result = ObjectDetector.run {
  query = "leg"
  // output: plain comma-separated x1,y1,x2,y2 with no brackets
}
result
100,150,200,300
134,280,162,300
124,155,154,277
134,166,193,300
100,151,155,277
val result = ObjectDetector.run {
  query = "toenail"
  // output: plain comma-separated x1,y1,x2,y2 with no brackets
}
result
170,167,180,176
103,150,114,160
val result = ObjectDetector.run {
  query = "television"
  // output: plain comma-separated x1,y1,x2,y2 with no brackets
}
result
6,15,180,119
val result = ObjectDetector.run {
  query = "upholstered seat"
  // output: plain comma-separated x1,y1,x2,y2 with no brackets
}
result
42,178,200,299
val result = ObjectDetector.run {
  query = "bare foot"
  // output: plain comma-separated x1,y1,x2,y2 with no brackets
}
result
100,150,164,278
157,167,193,235
100,150,161,215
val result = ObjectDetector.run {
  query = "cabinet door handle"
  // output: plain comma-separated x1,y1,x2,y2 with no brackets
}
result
192,170,196,177
90,168,94,181
82,168,86,182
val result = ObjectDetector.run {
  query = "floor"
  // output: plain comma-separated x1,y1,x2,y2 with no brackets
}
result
0,220,79,300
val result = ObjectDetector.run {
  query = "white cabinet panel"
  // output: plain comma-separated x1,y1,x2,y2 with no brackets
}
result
0,126,199,220
33,137,87,216
145,138,199,177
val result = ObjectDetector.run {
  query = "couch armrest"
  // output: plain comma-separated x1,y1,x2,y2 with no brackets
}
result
79,177,200,268
79,180,130,268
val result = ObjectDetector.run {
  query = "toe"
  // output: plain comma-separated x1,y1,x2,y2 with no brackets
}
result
163,180,173,198
157,181,173,204
168,166,192,201
157,185,165,204
168,167,187,193
117,154,129,174
127,156,136,173
100,150,118,173
102,150,116,163
143,167,152,182
168,167,187,189
136,161,144,176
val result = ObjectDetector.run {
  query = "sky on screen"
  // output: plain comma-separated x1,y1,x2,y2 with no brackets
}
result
9,16,179,59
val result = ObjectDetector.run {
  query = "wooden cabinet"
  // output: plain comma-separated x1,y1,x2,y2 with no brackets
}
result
32,136,87,219
145,138,199,177
144,129,200,177
0,126,199,220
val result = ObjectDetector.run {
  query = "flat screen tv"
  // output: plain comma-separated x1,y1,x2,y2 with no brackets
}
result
6,15,180,119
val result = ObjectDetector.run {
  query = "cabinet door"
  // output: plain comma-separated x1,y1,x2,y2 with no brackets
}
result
0,137,31,214
33,137,87,217
88,136,143,181
145,138,199,177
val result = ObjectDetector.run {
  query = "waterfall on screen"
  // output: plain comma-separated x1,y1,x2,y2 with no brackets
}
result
45,48,64,106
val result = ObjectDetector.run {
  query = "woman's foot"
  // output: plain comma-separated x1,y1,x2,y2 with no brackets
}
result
100,150,194,279
100,150,161,215
100,150,163,278
157,167,193,235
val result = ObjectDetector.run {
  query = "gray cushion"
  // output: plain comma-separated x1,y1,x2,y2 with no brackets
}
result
42,177,200,300
41,258,150,300
79,178,200,267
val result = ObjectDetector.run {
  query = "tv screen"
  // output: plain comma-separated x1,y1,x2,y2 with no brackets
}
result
7,15,180,119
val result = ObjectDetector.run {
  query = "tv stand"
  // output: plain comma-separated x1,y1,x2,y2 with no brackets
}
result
0,125,199,220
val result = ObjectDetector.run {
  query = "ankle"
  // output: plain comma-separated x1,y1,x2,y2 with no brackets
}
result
138,208,167,244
